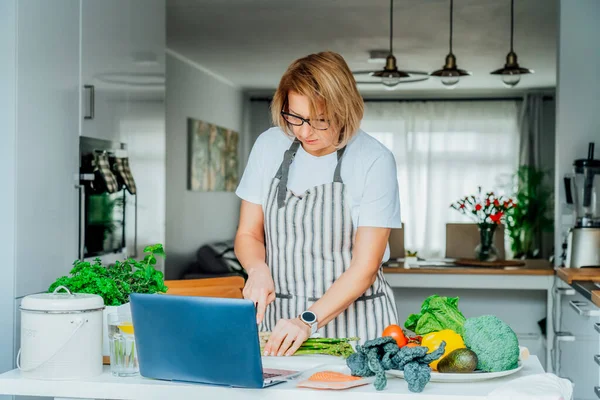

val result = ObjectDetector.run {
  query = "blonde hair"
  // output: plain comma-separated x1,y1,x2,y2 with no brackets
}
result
270,51,364,148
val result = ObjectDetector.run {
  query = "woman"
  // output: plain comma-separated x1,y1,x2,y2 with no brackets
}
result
234,51,401,357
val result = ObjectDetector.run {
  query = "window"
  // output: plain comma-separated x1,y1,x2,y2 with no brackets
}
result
362,101,519,258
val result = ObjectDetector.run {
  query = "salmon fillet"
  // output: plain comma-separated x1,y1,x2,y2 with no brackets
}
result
308,371,361,382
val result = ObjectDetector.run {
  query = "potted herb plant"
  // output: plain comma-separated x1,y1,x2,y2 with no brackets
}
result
48,244,168,356
504,166,554,259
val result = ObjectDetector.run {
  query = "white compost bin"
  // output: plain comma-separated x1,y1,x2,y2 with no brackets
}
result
18,286,105,380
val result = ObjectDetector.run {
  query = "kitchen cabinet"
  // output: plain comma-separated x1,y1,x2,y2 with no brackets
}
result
13,0,165,299
554,285,600,400
14,0,81,299
4,0,165,383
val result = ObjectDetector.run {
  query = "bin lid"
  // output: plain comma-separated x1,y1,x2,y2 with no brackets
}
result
21,286,105,312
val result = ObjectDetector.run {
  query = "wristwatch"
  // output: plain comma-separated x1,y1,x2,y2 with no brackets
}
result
299,311,319,335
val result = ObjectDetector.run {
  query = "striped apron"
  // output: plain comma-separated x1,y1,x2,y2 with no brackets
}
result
260,140,399,344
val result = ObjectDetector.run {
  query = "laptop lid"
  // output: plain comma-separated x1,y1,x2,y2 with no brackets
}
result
129,293,264,388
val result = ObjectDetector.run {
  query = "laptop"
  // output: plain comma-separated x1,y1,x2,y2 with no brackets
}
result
129,293,301,388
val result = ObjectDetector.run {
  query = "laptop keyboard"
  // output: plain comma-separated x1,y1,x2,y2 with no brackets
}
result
263,372,282,379
262,368,297,380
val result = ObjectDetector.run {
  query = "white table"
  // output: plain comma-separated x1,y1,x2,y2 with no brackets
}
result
0,355,545,400
384,267,556,373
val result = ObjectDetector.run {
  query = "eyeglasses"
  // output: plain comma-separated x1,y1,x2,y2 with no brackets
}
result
281,111,330,131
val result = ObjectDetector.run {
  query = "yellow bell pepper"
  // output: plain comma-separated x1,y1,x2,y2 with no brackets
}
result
421,329,465,370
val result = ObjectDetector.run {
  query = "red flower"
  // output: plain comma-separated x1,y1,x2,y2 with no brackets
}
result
490,212,504,223
493,199,500,206
485,199,491,206
475,204,482,211
459,203,465,209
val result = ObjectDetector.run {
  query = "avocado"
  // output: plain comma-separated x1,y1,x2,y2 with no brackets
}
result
437,348,478,373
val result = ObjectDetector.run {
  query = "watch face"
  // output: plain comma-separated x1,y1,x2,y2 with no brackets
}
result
302,311,316,323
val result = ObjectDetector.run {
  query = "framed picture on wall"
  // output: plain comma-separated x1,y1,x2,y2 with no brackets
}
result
187,117,239,192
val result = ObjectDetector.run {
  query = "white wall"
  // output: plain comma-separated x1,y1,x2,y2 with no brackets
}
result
554,0,600,264
165,53,243,279
0,0,17,389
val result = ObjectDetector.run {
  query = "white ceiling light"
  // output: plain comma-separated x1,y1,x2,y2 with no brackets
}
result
352,0,429,89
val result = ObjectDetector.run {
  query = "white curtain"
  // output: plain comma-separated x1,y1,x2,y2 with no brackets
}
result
361,100,520,258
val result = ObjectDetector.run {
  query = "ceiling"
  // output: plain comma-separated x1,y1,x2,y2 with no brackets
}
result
167,0,557,94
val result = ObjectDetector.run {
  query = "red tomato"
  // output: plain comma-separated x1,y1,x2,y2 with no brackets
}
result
405,343,419,348
382,324,408,347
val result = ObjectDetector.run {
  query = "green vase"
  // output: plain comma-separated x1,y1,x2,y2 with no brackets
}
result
475,224,499,262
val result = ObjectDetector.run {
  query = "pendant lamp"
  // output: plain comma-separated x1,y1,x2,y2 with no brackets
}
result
490,0,534,88
353,0,429,89
430,0,471,88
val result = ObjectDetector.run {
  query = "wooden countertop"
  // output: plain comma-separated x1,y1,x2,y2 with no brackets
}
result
592,291,600,308
556,268,600,308
383,259,555,276
556,267,600,284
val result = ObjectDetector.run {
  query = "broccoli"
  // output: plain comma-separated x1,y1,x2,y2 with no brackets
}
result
346,337,446,392
462,315,519,372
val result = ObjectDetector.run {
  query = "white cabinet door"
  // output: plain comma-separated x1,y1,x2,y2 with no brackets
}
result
557,338,600,400
15,0,80,298
81,0,132,142
561,291,600,336
558,291,600,400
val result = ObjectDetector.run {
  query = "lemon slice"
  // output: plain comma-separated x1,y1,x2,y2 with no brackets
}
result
118,323,134,335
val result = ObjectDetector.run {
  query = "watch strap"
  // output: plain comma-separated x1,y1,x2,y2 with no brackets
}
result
299,311,318,335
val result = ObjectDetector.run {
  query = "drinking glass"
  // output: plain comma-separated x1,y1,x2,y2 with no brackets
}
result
107,312,139,377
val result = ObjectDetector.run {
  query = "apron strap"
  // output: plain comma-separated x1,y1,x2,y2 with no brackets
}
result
333,146,347,184
276,141,347,208
276,140,301,208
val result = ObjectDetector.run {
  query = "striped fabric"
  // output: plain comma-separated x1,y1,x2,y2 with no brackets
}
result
260,141,399,344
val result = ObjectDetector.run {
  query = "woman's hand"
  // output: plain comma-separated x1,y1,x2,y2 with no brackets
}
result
264,318,310,357
243,263,275,325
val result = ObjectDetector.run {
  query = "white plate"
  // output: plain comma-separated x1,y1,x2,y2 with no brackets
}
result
387,362,523,383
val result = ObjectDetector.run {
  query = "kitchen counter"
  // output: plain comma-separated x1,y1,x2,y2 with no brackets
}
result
0,356,546,400
556,267,600,308
383,260,554,291
383,259,554,276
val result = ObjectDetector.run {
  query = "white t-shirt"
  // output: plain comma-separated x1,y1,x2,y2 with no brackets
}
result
235,127,402,262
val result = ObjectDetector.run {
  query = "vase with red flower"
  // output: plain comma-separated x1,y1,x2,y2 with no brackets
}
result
475,223,498,262
450,187,514,262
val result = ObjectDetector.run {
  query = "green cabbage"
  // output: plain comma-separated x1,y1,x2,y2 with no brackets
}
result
404,295,466,335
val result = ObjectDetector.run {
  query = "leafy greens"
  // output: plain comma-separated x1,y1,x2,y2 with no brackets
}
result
404,295,466,335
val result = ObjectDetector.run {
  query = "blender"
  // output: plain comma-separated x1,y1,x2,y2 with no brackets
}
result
564,142,600,268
